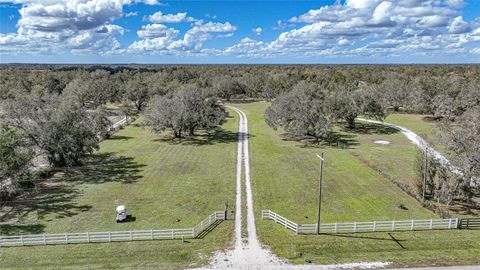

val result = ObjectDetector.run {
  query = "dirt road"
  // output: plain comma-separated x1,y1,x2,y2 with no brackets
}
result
196,107,388,269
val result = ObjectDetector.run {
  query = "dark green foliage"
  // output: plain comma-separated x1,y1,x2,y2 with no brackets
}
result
4,94,108,167
266,80,387,141
438,106,480,200
0,124,32,197
265,81,334,142
144,86,226,138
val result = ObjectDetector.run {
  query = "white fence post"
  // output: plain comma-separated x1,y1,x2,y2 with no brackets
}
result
262,210,461,236
0,211,226,248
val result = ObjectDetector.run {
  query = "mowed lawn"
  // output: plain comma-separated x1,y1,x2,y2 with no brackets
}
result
385,113,448,154
0,110,239,269
233,102,480,267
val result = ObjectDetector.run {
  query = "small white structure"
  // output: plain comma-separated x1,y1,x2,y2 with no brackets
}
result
116,205,127,222
374,140,391,145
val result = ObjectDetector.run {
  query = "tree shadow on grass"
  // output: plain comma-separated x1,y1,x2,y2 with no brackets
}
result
0,153,145,235
0,184,92,234
422,115,439,122
106,135,134,141
284,122,399,150
154,127,246,146
344,122,399,135
0,224,46,236
282,132,359,149
64,152,145,185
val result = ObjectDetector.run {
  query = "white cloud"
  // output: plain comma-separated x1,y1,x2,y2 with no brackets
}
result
128,21,236,54
137,23,179,38
272,20,292,30
252,27,263,35
444,0,464,9
224,0,478,59
0,0,132,55
448,16,471,34
146,11,194,23
137,0,161,5
125,11,138,17
0,0,477,60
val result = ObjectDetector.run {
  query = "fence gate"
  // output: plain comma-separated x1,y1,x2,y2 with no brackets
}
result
458,218,480,229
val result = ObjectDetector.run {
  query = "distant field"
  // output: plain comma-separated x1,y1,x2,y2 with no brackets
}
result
233,102,480,267
0,111,238,269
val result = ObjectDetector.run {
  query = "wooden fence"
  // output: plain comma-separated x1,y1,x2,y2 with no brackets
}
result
261,210,458,234
0,211,225,247
458,218,480,230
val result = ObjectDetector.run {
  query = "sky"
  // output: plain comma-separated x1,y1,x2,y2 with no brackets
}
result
0,0,479,64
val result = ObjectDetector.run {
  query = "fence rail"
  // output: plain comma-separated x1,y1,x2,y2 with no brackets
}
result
0,211,225,247
458,218,480,229
261,210,458,234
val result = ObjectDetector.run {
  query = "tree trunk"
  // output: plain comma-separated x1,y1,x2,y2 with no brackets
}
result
135,101,143,112
346,116,356,129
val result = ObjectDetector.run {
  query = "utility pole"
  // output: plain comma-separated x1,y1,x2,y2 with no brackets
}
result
316,153,325,234
423,147,428,200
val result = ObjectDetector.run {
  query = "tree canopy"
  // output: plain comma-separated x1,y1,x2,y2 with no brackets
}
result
144,86,225,138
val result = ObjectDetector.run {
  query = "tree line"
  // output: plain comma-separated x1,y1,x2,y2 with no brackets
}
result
0,64,478,204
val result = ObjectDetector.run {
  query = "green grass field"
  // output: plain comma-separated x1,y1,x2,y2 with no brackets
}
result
2,103,479,269
233,102,480,267
0,111,239,269
385,113,448,155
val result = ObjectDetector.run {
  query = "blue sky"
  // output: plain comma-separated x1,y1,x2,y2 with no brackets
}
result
0,0,479,63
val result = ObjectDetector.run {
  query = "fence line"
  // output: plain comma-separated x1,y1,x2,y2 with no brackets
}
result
0,211,225,248
261,210,458,235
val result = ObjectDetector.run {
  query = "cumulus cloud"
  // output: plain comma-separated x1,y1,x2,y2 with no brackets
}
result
128,21,236,54
448,16,471,34
252,27,263,35
444,0,464,9
224,0,478,59
0,0,135,55
125,11,138,17
145,11,194,23
1,0,478,59
137,23,179,38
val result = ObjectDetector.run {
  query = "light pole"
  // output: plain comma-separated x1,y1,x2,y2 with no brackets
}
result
316,153,325,234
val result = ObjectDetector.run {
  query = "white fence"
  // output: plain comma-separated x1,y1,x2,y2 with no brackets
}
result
0,211,225,247
261,210,458,235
